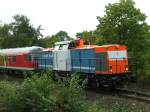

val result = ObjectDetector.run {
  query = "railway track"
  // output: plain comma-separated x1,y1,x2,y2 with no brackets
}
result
116,88,150,103
86,88,150,103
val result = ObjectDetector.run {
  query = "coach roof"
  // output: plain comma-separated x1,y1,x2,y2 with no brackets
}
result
0,46,43,56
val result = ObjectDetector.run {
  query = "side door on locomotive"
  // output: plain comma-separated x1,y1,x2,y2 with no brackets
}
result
53,41,72,72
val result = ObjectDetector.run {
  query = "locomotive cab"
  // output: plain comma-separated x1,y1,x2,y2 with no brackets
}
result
53,41,72,72
107,49,128,74
95,45,128,75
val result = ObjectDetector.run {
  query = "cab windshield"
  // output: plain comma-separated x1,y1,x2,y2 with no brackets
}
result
108,50,127,60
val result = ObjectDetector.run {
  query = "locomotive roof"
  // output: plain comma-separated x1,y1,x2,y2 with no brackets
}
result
96,44,126,48
0,46,43,56
55,41,71,45
74,44,126,50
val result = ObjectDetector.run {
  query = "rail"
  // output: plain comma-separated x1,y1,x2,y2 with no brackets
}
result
116,88,150,103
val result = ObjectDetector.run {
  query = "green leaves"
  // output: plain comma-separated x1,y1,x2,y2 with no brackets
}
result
0,14,42,48
76,0,150,79
95,0,150,79
96,0,150,47
39,31,71,47
0,72,87,112
0,72,145,112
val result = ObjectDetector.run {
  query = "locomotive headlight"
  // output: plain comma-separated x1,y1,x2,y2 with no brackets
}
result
125,65,128,71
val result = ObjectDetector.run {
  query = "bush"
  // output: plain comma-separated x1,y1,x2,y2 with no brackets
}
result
112,103,143,112
0,72,58,112
0,71,144,112
0,81,19,112
0,72,92,112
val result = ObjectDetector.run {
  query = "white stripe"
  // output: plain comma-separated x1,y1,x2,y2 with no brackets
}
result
72,66,95,70
0,66,35,70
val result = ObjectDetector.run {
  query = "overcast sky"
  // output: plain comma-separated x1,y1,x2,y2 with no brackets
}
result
0,0,150,37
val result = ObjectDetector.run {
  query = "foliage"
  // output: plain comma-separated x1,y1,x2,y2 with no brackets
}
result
0,81,19,111
112,103,143,112
76,31,101,45
0,72,144,112
0,15,71,48
96,0,150,48
0,14,42,48
76,0,150,79
39,31,71,47
0,72,100,112
96,1,150,50
0,24,14,48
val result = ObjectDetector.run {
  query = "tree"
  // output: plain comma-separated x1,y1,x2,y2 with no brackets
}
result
55,31,70,41
0,14,43,48
39,31,71,48
96,0,150,52
0,24,14,48
96,0,150,79
76,31,96,44
11,14,42,47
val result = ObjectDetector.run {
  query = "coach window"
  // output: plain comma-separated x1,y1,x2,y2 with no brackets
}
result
12,56,16,63
0,56,2,62
27,55,32,61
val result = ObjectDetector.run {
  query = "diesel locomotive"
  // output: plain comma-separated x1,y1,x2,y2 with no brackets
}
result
0,39,133,87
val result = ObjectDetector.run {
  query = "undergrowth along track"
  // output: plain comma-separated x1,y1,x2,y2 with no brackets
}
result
86,87,150,103
116,88,150,103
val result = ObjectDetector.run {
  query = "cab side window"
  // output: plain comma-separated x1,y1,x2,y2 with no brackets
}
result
68,41,76,49
27,55,32,61
59,44,63,50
